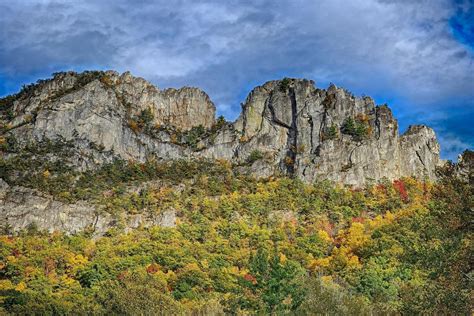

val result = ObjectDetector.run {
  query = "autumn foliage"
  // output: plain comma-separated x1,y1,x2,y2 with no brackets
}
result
0,159,471,314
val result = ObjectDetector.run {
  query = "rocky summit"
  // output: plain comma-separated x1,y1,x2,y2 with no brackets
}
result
1,71,440,184
0,70,448,234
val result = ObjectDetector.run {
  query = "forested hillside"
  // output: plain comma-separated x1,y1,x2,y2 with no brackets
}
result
0,156,471,314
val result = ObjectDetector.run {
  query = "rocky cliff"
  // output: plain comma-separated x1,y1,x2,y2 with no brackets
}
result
0,70,447,233
1,71,441,184
231,79,440,184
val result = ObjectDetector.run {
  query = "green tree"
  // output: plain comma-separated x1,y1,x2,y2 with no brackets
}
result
138,108,154,129
240,247,306,314
297,277,372,315
96,273,183,315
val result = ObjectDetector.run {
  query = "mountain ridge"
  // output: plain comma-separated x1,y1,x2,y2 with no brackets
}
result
0,70,472,235
0,70,442,185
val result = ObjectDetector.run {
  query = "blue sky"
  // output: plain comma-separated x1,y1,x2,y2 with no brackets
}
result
0,0,473,160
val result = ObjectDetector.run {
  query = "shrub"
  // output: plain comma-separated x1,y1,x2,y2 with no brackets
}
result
0,95,17,119
0,134,17,152
393,179,408,202
279,78,292,92
214,115,227,130
323,124,338,140
138,108,154,127
183,125,206,149
246,150,264,164
96,274,183,315
99,74,114,87
240,248,306,313
341,117,369,141
284,156,295,166
296,277,372,315
128,119,140,133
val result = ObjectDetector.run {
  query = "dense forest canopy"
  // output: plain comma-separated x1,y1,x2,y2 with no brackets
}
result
0,155,472,314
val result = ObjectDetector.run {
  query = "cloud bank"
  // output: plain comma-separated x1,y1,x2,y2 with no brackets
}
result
0,0,472,159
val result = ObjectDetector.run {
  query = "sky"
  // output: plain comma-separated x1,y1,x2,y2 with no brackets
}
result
0,0,473,160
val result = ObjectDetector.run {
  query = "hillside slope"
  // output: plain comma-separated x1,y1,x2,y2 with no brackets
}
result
0,71,472,314
0,157,472,314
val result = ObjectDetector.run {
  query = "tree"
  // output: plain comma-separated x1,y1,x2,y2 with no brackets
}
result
96,272,183,315
341,117,369,141
138,108,154,127
239,247,306,314
297,277,372,315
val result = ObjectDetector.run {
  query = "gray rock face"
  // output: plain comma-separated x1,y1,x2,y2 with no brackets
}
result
0,179,176,235
0,71,446,233
399,125,440,180
454,150,473,182
6,71,213,168
3,72,441,184
232,79,440,185
0,179,98,234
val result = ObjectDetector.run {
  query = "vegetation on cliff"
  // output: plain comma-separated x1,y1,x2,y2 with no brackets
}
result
0,157,471,314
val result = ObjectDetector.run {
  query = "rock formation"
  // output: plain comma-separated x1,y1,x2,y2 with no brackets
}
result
1,71,441,184
0,179,177,235
0,70,450,233
453,150,474,183
230,80,441,184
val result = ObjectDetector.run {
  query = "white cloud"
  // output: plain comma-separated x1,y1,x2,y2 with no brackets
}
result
2,0,472,104
438,134,472,161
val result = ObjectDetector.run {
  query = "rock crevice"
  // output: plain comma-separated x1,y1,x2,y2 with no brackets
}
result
285,87,298,175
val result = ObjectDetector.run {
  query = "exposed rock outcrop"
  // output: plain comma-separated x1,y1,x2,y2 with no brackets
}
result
0,179,176,235
230,79,440,184
1,72,442,184
4,71,214,169
454,150,474,183
0,71,448,233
